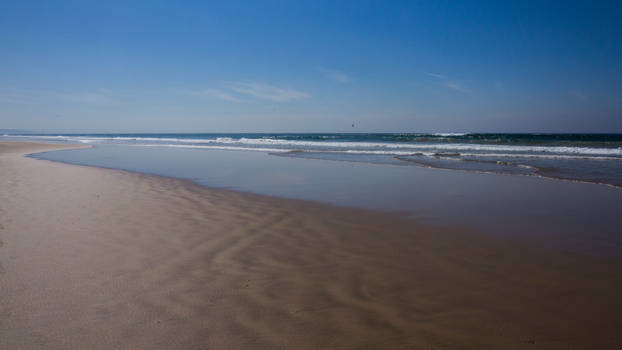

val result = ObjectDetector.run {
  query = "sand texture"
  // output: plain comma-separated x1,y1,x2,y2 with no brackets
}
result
1,141,622,349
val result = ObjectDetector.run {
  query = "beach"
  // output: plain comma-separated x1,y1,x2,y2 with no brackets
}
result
2,141,622,349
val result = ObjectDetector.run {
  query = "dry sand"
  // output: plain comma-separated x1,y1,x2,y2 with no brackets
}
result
1,141,622,349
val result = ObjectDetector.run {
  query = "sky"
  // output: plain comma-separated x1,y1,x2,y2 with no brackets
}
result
0,0,621,133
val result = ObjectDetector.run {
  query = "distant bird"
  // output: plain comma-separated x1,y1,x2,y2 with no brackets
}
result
351,123,355,128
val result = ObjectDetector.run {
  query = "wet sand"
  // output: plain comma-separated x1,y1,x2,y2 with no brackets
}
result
1,141,622,349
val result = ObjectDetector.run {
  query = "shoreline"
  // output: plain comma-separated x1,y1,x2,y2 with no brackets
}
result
6,133,622,189
2,141,622,348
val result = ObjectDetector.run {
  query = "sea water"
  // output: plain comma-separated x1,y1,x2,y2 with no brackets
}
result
6,132,622,187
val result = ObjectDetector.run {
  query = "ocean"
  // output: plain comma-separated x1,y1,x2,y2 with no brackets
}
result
4,132,622,187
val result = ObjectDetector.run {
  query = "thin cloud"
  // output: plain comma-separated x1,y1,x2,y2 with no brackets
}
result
425,72,470,93
426,72,447,80
317,67,350,83
227,82,310,102
185,88,242,102
443,82,470,93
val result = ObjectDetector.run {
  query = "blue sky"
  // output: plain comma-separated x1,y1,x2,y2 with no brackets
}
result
1,0,620,133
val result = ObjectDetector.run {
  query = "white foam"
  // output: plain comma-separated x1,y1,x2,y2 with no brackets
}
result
6,134,622,158
433,132,467,136
135,144,292,153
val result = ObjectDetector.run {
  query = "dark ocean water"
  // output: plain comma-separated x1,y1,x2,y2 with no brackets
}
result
4,133,622,187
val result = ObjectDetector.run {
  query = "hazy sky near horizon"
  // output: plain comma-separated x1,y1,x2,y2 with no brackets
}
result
1,1,621,133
